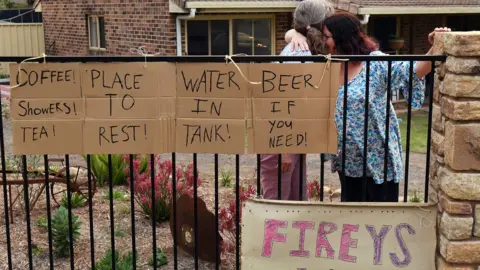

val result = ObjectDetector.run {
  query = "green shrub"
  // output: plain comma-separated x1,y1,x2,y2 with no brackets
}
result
409,190,423,203
35,216,48,228
93,249,138,270
87,154,128,186
0,73,9,79
0,0,14,9
60,192,87,209
220,168,233,187
52,206,82,257
148,248,168,268
103,189,128,201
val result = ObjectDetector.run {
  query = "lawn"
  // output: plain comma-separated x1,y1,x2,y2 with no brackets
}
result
398,111,429,154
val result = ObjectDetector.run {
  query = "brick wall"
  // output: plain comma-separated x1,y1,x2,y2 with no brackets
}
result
41,0,177,56
275,12,292,54
42,0,292,57
399,15,445,54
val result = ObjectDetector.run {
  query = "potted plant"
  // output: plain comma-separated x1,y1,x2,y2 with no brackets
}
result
388,35,405,50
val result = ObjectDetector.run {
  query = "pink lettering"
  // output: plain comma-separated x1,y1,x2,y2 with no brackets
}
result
339,224,359,263
262,219,288,257
315,222,337,259
289,221,315,257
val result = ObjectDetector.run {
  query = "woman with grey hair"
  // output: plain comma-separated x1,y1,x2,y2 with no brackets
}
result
260,0,334,201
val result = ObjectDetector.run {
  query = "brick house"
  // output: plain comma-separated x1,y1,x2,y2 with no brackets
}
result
36,0,480,57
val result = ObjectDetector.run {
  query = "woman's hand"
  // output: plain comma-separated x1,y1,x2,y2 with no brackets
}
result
281,154,293,173
416,27,452,79
428,27,451,45
289,31,309,52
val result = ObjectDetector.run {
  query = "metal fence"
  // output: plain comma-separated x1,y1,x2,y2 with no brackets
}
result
0,54,446,270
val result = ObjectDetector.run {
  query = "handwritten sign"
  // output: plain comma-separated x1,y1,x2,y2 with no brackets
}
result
12,120,83,154
10,61,339,155
10,63,81,98
241,199,436,270
10,63,83,154
249,63,340,154
175,63,248,153
81,63,175,154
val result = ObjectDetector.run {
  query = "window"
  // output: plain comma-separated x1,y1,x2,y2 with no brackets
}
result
186,16,274,56
88,15,106,50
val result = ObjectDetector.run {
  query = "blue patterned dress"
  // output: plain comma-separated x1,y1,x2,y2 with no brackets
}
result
332,51,425,184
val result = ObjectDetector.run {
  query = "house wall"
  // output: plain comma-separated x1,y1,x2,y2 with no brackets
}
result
41,0,177,56
41,0,292,56
400,15,445,54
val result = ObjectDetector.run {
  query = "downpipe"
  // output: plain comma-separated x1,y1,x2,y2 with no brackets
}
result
176,8,197,56
359,14,370,25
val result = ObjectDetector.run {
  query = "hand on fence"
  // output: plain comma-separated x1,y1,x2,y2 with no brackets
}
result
428,27,451,45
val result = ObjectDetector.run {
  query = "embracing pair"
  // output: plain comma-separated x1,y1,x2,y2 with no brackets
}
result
260,0,450,203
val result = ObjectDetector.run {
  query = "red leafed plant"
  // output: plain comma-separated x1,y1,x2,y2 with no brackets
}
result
307,178,321,201
218,184,256,253
122,154,202,223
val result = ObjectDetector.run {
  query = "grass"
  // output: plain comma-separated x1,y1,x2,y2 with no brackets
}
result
148,248,168,268
103,189,128,201
220,168,233,187
398,111,428,154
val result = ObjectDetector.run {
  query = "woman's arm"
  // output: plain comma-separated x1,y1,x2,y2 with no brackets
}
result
415,27,451,78
285,29,297,43
414,47,434,79
284,29,309,52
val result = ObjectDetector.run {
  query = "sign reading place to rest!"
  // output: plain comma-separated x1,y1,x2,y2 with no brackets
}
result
10,61,340,155
241,199,437,270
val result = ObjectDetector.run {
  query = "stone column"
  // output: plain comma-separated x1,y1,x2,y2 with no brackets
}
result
431,32,480,270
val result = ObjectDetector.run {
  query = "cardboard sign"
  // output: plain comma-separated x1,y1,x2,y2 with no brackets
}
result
176,97,246,119
83,119,166,154
86,97,160,119
81,62,175,97
241,199,437,270
10,98,84,120
248,63,339,98
176,63,250,153
9,62,341,155
12,120,83,154
175,119,245,154
10,63,81,98
250,63,340,154
252,119,329,154
176,63,249,98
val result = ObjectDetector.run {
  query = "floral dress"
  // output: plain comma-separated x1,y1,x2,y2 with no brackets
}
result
331,51,425,184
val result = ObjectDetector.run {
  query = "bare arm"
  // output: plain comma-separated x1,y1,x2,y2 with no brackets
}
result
285,29,297,43
415,27,451,79
415,48,434,79
284,29,309,52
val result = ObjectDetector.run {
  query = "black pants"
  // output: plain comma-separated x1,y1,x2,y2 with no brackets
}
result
338,173,399,202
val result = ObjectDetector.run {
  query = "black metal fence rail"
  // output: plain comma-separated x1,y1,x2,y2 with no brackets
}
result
0,54,446,270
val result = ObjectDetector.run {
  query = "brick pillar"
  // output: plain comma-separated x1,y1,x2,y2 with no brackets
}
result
431,31,480,269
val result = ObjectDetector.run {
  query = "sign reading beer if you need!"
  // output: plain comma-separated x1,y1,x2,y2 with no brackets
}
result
241,199,437,270
10,61,339,155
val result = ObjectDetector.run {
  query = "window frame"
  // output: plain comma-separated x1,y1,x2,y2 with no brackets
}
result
184,14,276,56
87,15,106,51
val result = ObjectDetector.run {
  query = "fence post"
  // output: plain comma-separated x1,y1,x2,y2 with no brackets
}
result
431,31,480,269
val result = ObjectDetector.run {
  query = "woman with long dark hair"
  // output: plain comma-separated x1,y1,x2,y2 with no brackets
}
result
287,12,450,202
